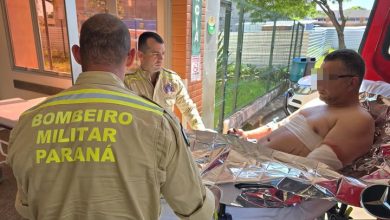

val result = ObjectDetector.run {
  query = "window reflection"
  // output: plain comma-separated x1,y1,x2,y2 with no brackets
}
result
4,0,158,75
5,0,38,69
35,0,71,74
117,0,157,49
76,0,157,70
117,0,157,70
75,0,157,49
75,0,108,31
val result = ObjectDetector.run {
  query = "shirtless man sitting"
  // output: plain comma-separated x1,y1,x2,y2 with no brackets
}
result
230,49,375,171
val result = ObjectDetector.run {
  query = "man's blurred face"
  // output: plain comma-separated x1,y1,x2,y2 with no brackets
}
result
138,38,165,73
317,60,358,105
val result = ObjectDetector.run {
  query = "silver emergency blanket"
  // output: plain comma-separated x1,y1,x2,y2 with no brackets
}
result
188,130,387,208
347,93,390,185
188,90,390,209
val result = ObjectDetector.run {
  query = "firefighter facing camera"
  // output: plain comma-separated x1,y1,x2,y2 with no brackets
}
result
7,13,218,220
124,31,206,130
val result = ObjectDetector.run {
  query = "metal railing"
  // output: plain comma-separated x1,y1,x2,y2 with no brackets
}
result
215,1,304,131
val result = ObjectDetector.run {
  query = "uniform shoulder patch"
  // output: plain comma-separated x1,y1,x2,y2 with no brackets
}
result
125,72,139,78
162,68,178,75
162,69,183,82
124,72,142,83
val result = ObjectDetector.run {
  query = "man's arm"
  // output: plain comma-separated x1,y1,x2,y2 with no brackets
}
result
174,78,205,130
227,112,298,140
158,113,215,219
228,126,271,140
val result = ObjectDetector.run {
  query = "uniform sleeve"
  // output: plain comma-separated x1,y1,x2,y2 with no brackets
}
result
157,113,214,219
14,188,34,219
173,77,205,130
7,118,34,219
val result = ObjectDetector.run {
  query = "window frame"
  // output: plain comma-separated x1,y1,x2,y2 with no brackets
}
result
1,0,168,84
1,0,76,79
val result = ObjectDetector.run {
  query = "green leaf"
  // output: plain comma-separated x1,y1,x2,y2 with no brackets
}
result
234,0,317,21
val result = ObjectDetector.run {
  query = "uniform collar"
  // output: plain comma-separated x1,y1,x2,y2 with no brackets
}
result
137,68,162,81
75,71,127,89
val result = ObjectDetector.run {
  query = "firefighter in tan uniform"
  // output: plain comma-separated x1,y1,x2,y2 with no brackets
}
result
7,14,217,220
124,32,205,130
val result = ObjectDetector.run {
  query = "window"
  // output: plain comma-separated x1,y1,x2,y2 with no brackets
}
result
117,0,157,70
75,0,108,29
75,0,157,70
4,0,39,69
4,0,158,76
4,0,71,75
35,0,71,73
75,0,157,50
116,0,157,49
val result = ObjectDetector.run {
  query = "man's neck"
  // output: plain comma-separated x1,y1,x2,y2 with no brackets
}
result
328,95,360,108
150,71,160,87
141,67,160,87
83,65,124,80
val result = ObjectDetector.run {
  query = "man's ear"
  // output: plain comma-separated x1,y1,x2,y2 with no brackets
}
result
126,48,136,67
352,76,360,89
71,45,82,65
137,50,144,61
347,76,359,91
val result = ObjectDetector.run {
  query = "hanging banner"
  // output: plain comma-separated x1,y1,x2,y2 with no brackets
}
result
191,0,202,82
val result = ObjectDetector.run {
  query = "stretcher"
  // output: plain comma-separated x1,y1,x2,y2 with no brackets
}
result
189,80,390,220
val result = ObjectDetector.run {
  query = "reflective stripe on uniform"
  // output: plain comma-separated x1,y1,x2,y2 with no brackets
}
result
25,89,163,116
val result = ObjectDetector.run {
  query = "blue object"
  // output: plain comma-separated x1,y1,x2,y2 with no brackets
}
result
290,57,307,82
304,57,316,77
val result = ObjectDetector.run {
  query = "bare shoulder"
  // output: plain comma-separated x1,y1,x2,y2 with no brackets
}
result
329,107,374,143
339,106,374,128
324,106,375,164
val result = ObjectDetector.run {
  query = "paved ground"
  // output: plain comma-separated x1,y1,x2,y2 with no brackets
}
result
243,94,288,130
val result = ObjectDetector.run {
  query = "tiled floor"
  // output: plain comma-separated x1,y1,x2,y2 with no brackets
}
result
0,165,24,220
0,128,23,219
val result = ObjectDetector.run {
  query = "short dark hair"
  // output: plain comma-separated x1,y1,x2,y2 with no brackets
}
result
79,13,130,66
138,31,164,52
324,49,365,85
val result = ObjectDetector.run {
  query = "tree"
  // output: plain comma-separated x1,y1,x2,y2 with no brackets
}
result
243,0,351,49
313,0,349,49
350,6,366,10
242,0,317,21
